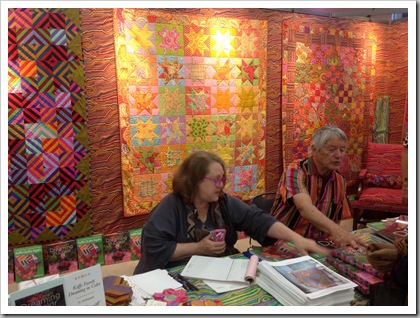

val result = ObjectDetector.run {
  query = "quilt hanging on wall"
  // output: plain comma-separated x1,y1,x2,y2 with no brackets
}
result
8,8,91,245
281,22,376,188
114,9,267,216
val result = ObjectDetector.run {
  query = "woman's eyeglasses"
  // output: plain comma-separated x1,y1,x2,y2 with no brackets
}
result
204,176,226,187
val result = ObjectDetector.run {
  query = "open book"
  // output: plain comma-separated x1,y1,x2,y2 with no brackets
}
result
180,255,259,292
257,255,357,306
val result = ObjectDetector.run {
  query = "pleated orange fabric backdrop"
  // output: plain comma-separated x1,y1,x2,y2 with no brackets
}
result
79,8,408,234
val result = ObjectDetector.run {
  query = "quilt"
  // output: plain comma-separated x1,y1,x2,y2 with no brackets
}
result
113,9,268,216
281,22,376,187
8,8,91,245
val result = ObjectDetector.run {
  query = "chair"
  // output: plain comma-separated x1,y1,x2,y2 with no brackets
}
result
351,142,408,230
250,192,277,213
248,192,277,248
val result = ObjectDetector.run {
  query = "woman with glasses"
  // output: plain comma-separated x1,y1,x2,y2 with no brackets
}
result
133,151,329,275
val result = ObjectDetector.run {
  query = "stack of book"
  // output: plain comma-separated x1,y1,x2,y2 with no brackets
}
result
367,215,408,243
373,221,408,243
326,245,386,295
256,256,357,306
326,256,383,295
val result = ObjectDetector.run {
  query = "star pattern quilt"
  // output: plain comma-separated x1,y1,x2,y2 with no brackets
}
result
113,9,268,216
281,22,376,187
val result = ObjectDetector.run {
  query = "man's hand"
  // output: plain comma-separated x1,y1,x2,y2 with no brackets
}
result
330,226,368,249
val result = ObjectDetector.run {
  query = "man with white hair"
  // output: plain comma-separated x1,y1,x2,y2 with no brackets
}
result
270,125,367,248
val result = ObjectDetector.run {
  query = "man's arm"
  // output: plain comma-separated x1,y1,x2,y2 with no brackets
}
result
293,192,366,248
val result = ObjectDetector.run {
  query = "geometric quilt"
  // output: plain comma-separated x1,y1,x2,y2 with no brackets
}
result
8,8,91,245
113,9,268,216
281,22,376,188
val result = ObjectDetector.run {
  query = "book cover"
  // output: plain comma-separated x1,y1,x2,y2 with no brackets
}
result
128,228,143,260
374,222,408,243
76,234,104,269
44,240,78,275
251,240,300,262
366,221,385,232
14,282,66,306
10,264,106,306
331,246,385,279
9,248,15,284
62,264,106,306
315,236,336,249
103,231,131,265
14,245,44,283
326,257,383,295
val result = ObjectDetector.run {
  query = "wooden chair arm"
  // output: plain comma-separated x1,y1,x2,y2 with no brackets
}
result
355,169,368,198
358,169,368,179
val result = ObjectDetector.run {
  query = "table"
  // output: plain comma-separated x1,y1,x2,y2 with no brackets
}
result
168,264,280,306
8,248,369,306
167,253,369,306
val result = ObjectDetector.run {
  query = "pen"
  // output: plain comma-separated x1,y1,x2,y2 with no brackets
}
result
177,273,199,291
168,273,190,291
243,250,262,262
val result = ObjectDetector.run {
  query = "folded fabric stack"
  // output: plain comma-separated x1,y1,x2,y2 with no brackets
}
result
103,275,133,306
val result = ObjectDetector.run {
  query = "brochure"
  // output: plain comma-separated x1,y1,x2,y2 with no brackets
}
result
9,264,106,306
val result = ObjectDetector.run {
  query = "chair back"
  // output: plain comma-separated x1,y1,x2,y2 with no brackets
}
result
250,192,277,213
366,142,403,176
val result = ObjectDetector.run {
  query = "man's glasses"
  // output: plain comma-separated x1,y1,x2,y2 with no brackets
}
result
204,176,226,187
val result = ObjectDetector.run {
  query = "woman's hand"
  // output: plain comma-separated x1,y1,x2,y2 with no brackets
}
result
292,236,332,257
197,233,226,256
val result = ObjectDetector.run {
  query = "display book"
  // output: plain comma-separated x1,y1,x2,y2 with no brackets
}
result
44,240,78,275
372,220,408,243
13,245,44,283
103,231,131,265
76,234,105,269
249,240,300,262
9,248,15,284
250,237,379,296
9,264,106,306
325,256,383,295
128,228,143,260
256,255,357,306
318,226,393,295
330,245,385,280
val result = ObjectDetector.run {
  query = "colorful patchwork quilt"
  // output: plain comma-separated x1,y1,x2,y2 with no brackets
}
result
281,22,376,187
8,8,91,245
113,9,268,216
